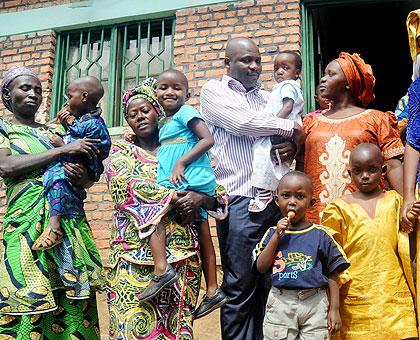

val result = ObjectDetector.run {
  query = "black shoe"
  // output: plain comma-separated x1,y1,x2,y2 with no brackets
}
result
138,265,178,301
194,288,229,319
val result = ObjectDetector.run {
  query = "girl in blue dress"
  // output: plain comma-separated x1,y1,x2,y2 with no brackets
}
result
126,72,227,319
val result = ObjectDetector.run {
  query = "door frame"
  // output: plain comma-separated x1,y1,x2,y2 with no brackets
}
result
300,0,401,113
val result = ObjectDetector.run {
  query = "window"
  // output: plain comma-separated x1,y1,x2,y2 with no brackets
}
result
51,18,174,127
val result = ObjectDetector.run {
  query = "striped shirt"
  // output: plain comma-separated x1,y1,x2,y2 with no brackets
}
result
200,75,295,197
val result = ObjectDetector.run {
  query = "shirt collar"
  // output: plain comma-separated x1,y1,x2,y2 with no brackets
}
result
222,75,261,94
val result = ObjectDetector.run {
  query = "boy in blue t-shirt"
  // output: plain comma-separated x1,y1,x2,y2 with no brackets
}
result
253,171,350,339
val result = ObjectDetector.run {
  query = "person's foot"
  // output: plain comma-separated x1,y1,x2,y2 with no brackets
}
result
194,288,229,319
31,226,63,251
137,265,178,301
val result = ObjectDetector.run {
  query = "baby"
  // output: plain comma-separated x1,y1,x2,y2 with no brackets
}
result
249,51,304,212
253,171,350,338
32,76,111,250
138,70,227,319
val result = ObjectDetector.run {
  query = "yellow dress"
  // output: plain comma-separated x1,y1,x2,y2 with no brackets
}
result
322,191,417,340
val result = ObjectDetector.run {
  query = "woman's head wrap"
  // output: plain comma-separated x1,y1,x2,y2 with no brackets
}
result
407,10,420,81
122,78,164,120
334,52,376,107
0,66,39,112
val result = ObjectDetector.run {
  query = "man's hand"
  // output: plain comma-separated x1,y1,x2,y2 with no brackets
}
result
271,141,296,164
173,190,202,224
328,308,342,334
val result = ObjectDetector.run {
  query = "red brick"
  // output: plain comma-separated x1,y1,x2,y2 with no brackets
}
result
196,20,217,29
210,4,229,12
208,35,228,43
197,6,209,14
4,1,21,9
176,8,196,16
213,12,225,20
236,1,253,9
280,11,299,19
287,3,300,10
261,6,274,13
196,53,218,61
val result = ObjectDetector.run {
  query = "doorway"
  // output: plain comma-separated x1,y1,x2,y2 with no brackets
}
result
303,0,419,112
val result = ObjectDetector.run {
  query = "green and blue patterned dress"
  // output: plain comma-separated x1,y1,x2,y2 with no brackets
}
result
0,119,103,339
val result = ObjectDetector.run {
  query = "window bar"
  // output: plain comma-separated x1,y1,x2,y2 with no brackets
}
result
135,22,141,85
107,26,118,127
50,34,64,116
120,24,128,100
84,30,92,76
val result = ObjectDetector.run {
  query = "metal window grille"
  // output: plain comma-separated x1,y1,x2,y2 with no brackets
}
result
51,18,174,127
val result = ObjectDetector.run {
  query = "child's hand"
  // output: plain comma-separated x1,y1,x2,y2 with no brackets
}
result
328,308,341,334
57,104,72,125
401,201,420,233
50,134,65,147
276,217,289,237
170,161,188,187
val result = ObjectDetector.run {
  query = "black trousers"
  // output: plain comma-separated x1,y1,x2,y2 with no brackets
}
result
216,195,282,340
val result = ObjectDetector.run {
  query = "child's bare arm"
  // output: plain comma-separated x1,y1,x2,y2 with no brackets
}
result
327,272,341,335
275,98,294,118
170,118,214,186
256,218,288,273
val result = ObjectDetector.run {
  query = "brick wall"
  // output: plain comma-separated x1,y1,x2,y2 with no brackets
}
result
0,0,302,261
174,0,301,106
0,31,56,122
0,0,80,13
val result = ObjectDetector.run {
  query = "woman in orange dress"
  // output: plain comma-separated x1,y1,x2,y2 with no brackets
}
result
303,52,404,223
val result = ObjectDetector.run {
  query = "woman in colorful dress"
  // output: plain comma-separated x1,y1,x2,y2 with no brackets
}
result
303,52,404,223
0,67,103,339
105,80,227,339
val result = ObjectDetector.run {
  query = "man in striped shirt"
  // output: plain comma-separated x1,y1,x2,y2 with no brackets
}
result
200,37,305,339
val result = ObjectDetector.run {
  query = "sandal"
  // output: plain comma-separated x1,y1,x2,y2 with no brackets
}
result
248,197,273,213
32,227,63,251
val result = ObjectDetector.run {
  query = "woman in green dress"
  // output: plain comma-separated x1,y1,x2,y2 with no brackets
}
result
0,66,103,339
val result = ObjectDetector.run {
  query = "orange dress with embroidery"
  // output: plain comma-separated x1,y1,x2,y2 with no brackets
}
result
303,109,404,223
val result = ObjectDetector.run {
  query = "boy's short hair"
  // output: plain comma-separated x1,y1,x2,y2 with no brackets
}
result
278,170,313,194
278,50,302,71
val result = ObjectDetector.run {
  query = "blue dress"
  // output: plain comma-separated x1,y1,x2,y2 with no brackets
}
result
407,78,420,185
43,108,111,216
157,105,216,218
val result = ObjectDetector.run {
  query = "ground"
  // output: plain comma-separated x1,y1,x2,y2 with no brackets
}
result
97,273,222,340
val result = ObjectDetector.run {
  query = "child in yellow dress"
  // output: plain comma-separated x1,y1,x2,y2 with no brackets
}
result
322,143,419,339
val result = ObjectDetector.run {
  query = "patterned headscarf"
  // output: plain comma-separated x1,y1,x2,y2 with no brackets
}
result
0,66,39,112
334,52,376,107
122,78,164,120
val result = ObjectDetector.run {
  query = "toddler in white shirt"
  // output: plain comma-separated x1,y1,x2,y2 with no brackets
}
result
248,51,304,212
